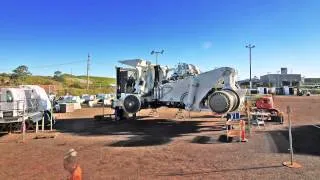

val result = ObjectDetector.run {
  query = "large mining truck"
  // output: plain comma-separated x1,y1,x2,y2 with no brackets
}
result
112,59,247,120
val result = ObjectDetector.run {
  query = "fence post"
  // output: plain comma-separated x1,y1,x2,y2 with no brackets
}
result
283,106,302,168
288,106,293,165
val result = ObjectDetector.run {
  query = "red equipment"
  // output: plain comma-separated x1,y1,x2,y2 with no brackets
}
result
253,96,280,120
256,96,274,110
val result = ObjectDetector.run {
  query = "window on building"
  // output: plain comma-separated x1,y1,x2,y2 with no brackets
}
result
6,91,13,102
282,81,290,86
292,81,299,86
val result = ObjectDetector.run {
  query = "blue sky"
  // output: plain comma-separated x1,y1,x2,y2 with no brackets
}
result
1,0,320,79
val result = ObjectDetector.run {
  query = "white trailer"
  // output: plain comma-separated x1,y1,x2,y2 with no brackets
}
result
0,85,53,131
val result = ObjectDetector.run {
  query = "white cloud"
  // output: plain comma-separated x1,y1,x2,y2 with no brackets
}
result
202,41,212,49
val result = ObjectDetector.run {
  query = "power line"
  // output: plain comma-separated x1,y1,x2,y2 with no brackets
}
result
30,60,86,69
0,60,87,71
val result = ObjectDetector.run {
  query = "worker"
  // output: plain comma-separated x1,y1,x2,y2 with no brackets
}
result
63,149,82,180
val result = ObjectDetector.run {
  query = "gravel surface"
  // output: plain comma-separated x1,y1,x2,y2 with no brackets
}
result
0,96,319,180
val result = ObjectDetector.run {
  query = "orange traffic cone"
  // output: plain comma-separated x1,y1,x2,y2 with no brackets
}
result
240,120,248,142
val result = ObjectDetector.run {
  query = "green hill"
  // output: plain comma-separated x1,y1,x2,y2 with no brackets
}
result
0,74,115,96
63,74,115,86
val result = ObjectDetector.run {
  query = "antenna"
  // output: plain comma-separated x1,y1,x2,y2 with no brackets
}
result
150,50,164,65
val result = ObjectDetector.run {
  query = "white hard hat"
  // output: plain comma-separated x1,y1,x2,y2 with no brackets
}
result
64,148,77,159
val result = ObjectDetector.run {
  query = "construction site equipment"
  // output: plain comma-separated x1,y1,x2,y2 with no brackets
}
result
54,95,82,112
0,85,54,132
226,119,247,142
250,95,282,124
250,111,268,127
96,93,115,106
59,103,74,113
112,59,247,120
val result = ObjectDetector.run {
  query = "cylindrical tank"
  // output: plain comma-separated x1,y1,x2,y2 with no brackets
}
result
122,94,141,114
268,87,276,94
208,90,240,114
283,86,290,95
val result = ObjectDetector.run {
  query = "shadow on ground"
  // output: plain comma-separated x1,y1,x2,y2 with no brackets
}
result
55,117,219,147
156,165,283,176
191,135,233,144
0,133,7,138
195,115,223,119
268,125,320,156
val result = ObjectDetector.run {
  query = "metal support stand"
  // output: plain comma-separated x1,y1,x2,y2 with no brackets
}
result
41,115,44,132
36,120,39,133
102,102,105,117
283,106,302,168
22,101,26,143
50,101,53,131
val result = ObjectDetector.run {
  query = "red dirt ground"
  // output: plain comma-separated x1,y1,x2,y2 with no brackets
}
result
0,96,319,180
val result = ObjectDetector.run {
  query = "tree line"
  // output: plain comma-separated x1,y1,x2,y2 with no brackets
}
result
0,65,64,85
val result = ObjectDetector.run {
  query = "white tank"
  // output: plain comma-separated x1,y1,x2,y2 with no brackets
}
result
269,87,276,94
283,86,290,95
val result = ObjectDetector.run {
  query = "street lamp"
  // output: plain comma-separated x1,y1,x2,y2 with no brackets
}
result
277,70,280,87
151,50,164,65
246,44,255,89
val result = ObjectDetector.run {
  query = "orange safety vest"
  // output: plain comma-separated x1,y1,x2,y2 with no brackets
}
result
70,165,82,180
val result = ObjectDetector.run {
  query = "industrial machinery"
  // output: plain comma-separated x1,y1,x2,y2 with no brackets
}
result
112,59,247,120
0,85,54,131
96,93,115,106
251,95,281,122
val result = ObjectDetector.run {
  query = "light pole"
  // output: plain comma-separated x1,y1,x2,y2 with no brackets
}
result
246,44,255,89
277,70,280,87
151,50,164,65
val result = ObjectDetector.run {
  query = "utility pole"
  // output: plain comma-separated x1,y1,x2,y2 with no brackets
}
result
150,50,164,116
246,44,255,89
87,53,90,91
151,50,164,65
277,70,280,87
